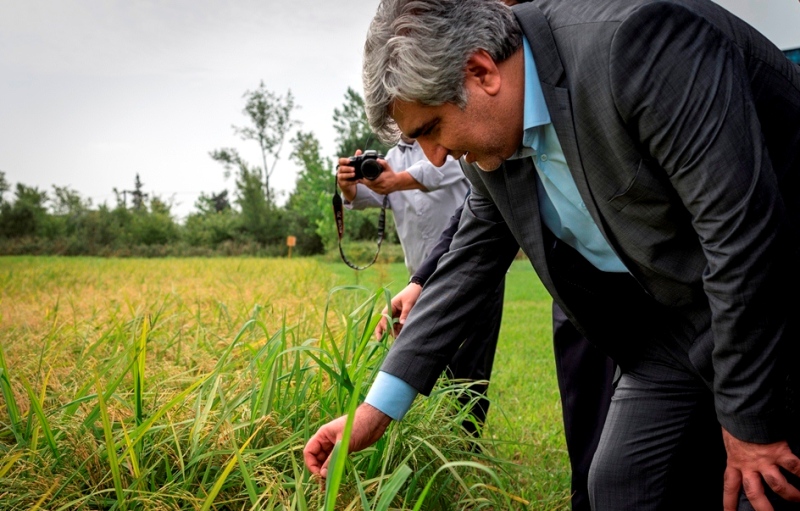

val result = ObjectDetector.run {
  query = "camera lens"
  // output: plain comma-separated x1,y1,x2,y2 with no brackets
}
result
361,159,384,180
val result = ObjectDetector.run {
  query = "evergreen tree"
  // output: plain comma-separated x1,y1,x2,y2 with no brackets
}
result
0,171,9,206
332,87,391,158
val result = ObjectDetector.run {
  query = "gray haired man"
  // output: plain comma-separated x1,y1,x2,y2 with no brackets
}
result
305,0,800,509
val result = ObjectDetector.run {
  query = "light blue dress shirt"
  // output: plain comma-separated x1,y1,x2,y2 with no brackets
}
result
365,35,626,421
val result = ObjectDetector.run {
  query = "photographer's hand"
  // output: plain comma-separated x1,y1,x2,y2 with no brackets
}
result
376,282,423,339
337,150,361,202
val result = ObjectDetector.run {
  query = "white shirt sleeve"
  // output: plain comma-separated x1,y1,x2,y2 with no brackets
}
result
406,156,464,191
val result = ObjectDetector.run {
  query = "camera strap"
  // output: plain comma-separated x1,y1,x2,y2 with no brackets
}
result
332,179,388,271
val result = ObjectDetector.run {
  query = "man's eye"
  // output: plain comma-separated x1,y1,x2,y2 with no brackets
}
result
422,122,438,137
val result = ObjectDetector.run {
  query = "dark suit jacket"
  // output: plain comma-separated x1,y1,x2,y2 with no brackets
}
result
380,0,800,445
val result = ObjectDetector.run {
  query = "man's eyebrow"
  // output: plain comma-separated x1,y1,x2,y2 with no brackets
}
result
406,119,437,140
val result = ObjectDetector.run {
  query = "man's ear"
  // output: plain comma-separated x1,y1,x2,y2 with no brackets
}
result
464,49,502,96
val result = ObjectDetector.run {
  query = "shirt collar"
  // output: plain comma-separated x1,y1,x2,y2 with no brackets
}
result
523,35,550,133
509,35,551,160
397,139,416,152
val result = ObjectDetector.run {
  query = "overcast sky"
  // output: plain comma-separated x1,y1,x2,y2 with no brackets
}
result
1,0,799,220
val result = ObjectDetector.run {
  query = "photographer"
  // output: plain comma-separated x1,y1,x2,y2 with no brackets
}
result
338,137,504,437
336,136,468,276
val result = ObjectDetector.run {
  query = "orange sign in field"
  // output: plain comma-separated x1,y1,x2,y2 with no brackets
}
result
287,236,296,258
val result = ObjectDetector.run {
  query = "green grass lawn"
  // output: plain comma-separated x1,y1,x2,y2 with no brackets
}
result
0,255,570,510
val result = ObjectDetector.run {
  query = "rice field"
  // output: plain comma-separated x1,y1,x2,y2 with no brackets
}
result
0,256,570,510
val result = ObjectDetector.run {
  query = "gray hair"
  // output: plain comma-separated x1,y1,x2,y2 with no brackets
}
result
363,0,522,144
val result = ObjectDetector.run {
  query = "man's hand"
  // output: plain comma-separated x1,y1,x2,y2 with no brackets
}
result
359,161,401,195
375,282,423,339
722,428,800,511
336,150,362,202
303,403,392,478
363,162,428,195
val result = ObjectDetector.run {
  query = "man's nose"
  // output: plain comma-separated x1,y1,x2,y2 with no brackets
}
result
417,140,448,167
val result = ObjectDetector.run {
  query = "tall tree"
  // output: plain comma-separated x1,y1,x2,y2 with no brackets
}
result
0,184,48,238
51,185,91,216
0,171,9,205
332,87,391,158
210,147,275,244
112,174,148,211
194,190,230,215
286,131,335,252
130,174,148,211
233,82,300,204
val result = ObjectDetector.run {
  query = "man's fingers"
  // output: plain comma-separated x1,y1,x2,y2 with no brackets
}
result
375,316,387,339
303,437,328,475
763,466,800,502
303,424,340,476
780,453,800,480
320,457,331,478
375,306,392,339
742,471,773,511
724,467,743,511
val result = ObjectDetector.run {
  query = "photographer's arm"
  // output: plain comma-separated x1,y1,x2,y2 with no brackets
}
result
360,160,428,195
406,155,464,192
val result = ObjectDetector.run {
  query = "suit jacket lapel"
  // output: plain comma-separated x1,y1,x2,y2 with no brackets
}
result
502,158,558,295
512,2,617,258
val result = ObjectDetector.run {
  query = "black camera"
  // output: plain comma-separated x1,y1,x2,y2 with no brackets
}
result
347,150,385,181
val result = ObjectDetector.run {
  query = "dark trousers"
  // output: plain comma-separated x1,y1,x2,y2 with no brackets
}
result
446,268,616,511
553,302,615,511
446,278,505,436
544,231,799,510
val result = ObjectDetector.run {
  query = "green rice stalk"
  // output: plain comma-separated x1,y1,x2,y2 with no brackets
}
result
96,381,127,509
288,447,309,511
375,464,413,511
75,352,139,428
168,420,187,482
351,467,372,510
296,347,351,392
232,427,258,506
0,450,24,478
248,330,283,423
190,374,221,456
133,317,148,428
29,476,62,511
118,416,141,481
198,427,258,511
28,368,51,453
411,461,507,511
19,375,59,461
0,343,22,442
120,374,210,463
323,372,363,511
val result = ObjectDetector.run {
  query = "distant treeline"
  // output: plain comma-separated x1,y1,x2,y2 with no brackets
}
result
0,86,401,258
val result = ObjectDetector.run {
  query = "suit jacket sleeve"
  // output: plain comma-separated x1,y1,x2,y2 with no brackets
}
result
380,188,519,394
610,2,793,442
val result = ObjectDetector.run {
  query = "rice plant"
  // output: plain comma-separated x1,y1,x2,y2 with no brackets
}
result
0,256,570,510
